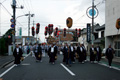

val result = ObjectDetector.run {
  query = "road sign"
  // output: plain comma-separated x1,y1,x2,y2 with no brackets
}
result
11,24,15,28
89,9,96,16
10,18,15,23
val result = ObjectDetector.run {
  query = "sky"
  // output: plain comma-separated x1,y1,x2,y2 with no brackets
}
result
0,0,105,42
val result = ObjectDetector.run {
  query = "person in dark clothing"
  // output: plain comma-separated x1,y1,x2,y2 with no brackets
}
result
105,45,114,68
33,43,39,62
90,45,96,63
38,44,42,62
48,44,56,64
54,44,58,60
77,44,84,63
82,44,87,62
13,44,23,66
95,45,102,62
62,44,67,63
69,44,75,63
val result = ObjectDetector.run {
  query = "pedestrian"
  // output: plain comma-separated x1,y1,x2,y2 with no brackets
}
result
54,44,58,60
41,44,45,57
95,45,102,63
77,44,85,63
13,44,23,66
105,45,114,68
62,44,67,63
33,43,39,62
90,45,96,63
69,44,75,63
48,44,56,64
38,44,42,62
82,44,87,62
63,44,72,67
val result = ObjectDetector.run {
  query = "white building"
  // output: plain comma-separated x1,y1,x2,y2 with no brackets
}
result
105,0,120,57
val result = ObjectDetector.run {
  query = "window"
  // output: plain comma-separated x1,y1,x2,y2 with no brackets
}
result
114,41,120,57
101,31,104,37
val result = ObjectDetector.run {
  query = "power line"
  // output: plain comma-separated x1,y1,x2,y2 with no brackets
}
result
0,3,12,16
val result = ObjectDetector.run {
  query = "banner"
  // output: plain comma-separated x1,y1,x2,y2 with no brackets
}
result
87,23,91,43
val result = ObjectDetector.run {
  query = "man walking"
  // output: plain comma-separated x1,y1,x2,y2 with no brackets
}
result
13,44,23,66
105,45,114,68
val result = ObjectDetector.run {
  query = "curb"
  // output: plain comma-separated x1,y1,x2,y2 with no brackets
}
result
0,60,14,69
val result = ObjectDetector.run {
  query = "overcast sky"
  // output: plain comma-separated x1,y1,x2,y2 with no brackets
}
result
0,0,105,42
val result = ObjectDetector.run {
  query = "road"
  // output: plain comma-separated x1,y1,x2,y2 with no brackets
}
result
0,54,120,80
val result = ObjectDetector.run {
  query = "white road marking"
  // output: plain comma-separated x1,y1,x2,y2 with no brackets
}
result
98,63,120,71
0,64,15,77
60,63,75,76
21,63,30,66
0,53,30,78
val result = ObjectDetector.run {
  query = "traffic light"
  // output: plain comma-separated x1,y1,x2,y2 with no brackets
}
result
31,27,35,36
75,28,77,37
78,28,81,37
116,18,120,29
36,23,40,34
63,28,66,37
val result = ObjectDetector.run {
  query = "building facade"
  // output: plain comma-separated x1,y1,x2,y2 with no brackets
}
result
105,0,120,57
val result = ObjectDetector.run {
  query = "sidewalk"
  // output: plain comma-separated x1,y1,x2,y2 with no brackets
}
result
0,55,14,69
101,56,120,69
101,56,120,64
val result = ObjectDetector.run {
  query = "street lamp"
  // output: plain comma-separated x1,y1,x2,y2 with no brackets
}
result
26,12,34,45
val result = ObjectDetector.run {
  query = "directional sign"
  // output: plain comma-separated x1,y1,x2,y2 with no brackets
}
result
10,18,15,23
11,24,15,28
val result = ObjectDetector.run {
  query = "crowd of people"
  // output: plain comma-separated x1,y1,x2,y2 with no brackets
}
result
13,43,115,68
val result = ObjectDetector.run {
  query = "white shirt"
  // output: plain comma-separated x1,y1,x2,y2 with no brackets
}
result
51,47,54,53
71,46,74,52
92,48,94,51
80,47,83,52
97,47,99,52
16,48,19,54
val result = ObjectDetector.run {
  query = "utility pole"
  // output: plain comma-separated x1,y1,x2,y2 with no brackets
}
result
27,11,34,45
92,0,94,45
12,0,16,50
28,11,30,45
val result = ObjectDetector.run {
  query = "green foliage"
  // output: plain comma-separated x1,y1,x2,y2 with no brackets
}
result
0,38,7,55
0,28,13,55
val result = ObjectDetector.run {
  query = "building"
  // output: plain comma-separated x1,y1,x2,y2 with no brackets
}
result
46,29,77,45
105,0,120,57
78,24,105,52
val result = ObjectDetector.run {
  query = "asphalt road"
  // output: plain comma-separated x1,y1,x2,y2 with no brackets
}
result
0,54,120,80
